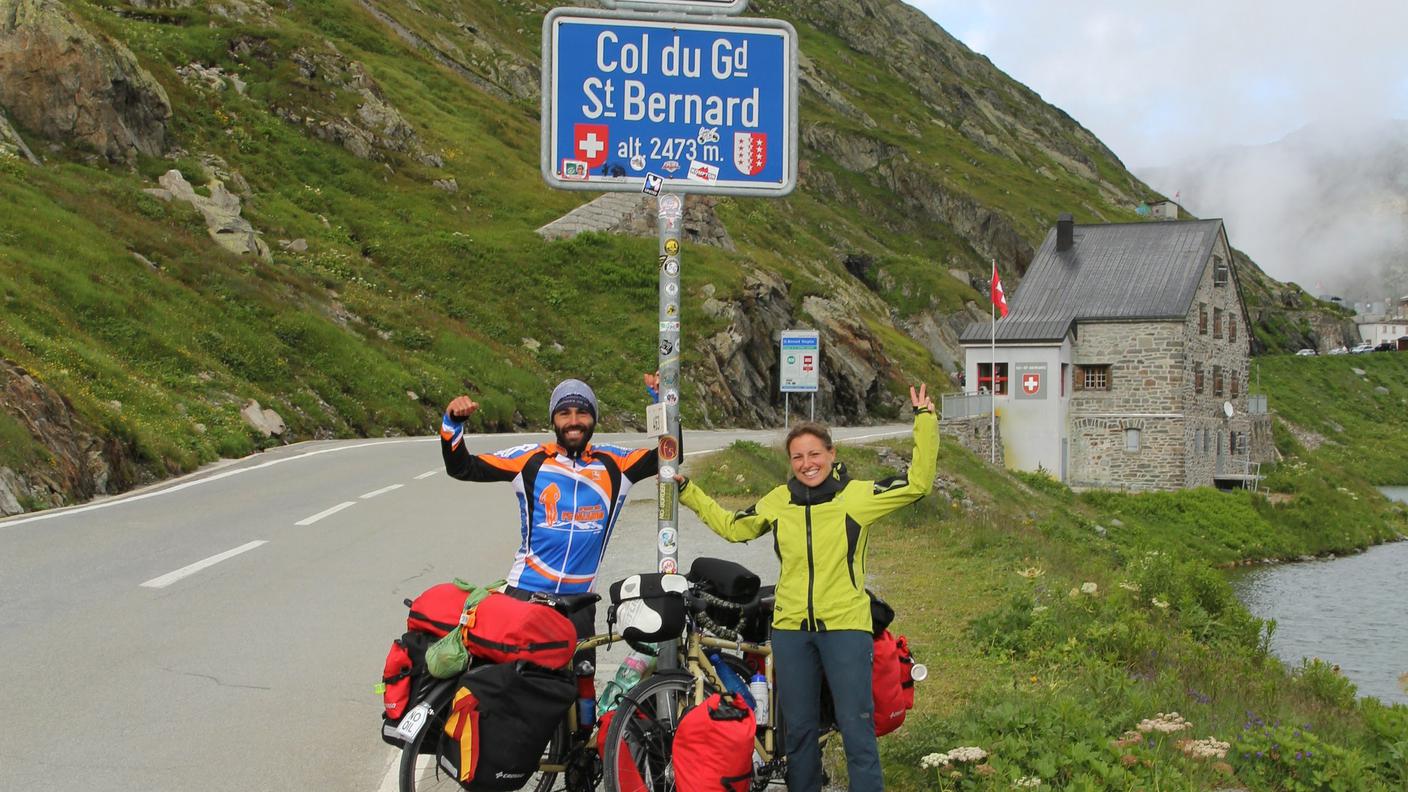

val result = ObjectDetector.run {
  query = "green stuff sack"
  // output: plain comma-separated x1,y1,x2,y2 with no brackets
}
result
425,581,502,679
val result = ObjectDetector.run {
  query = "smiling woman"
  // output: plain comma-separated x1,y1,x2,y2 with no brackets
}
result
673,384,939,792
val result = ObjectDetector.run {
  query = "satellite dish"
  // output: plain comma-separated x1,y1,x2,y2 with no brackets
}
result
1223,401,1235,418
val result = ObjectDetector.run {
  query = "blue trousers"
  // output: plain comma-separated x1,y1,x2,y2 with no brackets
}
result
771,629,882,792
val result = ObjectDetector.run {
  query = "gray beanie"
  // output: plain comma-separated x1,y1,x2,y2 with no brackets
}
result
548,379,598,422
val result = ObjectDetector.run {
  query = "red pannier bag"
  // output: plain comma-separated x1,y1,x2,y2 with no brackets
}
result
673,692,755,792
871,629,915,736
406,582,475,637
460,592,577,670
596,710,647,792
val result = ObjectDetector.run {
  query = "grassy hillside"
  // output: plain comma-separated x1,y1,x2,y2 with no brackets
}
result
687,355,1408,790
0,0,1334,509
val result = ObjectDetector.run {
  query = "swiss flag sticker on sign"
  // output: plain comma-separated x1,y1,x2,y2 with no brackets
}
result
1023,373,1041,394
574,124,610,168
733,132,767,176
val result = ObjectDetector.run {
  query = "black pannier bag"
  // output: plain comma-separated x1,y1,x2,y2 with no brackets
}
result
438,661,576,791
737,584,776,644
607,572,688,644
687,557,760,631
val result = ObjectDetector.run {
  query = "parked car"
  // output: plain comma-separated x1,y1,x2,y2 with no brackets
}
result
1374,342,1397,352
1295,348,1317,356
1350,342,1376,354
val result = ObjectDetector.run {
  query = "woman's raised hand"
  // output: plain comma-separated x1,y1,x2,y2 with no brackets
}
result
909,384,934,412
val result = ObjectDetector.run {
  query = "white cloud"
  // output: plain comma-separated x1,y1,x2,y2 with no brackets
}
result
907,0,1408,168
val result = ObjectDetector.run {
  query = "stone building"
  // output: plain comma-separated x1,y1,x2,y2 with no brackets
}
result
953,215,1273,491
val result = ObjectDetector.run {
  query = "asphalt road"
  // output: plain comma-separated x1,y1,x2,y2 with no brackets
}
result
0,424,910,792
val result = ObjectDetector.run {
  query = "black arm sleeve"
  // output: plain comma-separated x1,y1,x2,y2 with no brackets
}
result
442,438,518,482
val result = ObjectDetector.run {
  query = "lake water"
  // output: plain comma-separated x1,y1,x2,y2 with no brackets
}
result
1229,487,1408,706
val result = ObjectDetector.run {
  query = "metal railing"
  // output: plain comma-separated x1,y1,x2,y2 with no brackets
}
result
942,391,994,420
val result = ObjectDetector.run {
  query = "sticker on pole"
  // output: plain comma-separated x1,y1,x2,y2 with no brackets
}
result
542,8,797,196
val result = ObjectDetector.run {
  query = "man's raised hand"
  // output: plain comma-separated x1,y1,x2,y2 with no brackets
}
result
446,395,479,420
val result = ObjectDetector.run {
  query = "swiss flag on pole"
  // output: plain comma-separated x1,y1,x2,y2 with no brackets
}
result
990,261,1009,318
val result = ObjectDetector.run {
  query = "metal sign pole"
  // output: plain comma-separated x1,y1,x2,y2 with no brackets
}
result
655,192,684,670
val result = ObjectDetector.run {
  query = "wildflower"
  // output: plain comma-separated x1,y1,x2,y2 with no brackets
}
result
1012,777,1042,789
1151,597,1170,609
1136,712,1192,734
1119,754,1139,768
975,764,995,777
1176,737,1230,760
1119,581,1140,592
919,752,950,769
1016,566,1045,579
939,746,988,764
1080,581,1098,595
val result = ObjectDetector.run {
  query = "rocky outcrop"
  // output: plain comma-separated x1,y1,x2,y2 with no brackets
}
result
0,106,39,164
0,0,171,161
271,44,441,167
537,194,734,250
145,169,271,261
692,270,905,427
0,360,139,516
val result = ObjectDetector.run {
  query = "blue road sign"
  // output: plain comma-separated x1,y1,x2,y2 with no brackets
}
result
542,8,797,196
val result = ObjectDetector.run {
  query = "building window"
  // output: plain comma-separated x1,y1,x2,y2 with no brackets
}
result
1229,315,1237,343
977,363,1009,395
1060,363,1068,397
1213,256,1230,286
1125,428,1141,452
1231,370,1240,399
1193,362,1204,394
1213,307,1223,339
1213,365,1224,396
1199,303,1208,334
1075,364,1111,391
1202,429,1212,454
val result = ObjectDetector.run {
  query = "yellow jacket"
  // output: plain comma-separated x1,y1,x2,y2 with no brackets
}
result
679,410,938,632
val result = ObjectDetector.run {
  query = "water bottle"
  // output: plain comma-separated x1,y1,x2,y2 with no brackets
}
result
708,652,755,710
595,646,657,717
575,659,596,729
748,673,769,726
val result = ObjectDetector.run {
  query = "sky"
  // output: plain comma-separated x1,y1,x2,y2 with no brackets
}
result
909,1,1408,298
908,0,1408,170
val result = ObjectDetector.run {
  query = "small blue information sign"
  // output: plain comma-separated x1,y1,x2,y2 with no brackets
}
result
542,8,797,196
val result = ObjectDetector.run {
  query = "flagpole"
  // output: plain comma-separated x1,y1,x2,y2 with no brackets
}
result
990,259,997,465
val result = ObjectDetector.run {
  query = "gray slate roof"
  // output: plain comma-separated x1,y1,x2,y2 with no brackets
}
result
960,219,1226,344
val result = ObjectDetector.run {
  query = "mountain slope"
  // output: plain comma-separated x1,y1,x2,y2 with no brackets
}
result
0,0,1302,512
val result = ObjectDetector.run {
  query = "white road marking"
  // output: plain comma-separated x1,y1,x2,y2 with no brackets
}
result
139,540,268,589
414,469,439,480
837,429,910,443
295,501,357,526
377,748,400,792
360,484,404,500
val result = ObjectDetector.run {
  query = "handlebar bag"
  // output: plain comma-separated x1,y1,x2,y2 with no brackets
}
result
686,557,760,601
460,592,577,670
673,692,755,792
607,573,688,643
439,661,576,791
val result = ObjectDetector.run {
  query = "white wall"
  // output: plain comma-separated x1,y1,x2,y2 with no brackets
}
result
1357,321,1408,346
963,340,1070,479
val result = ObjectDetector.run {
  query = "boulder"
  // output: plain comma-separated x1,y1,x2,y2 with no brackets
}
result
156,169,271,260
239,399,286,438
0,0,171,161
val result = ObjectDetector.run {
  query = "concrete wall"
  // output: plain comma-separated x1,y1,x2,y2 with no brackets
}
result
963,343,1068,479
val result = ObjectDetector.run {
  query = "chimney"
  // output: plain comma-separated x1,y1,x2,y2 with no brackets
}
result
1056,213,1075,252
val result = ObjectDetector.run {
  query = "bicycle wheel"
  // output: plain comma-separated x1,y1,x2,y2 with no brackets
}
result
601,673,694,792
398,705,571,792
